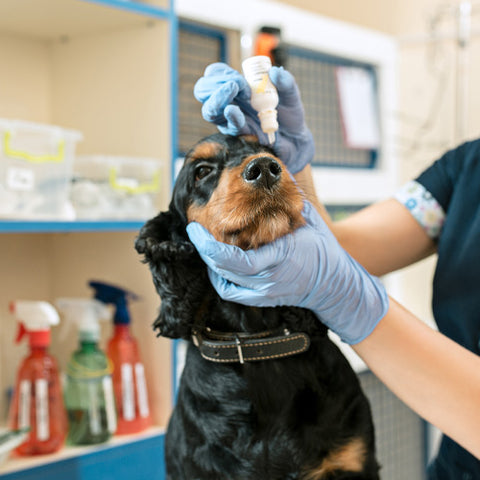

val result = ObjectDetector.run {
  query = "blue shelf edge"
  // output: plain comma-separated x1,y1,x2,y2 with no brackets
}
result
80,0,172,19
0,432,165,480
0,220,146,233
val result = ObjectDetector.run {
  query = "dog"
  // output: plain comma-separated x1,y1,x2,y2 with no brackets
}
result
135,133,380,480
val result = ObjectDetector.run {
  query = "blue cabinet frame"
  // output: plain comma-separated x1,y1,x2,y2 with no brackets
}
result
0,0,176,477
1,434,165,480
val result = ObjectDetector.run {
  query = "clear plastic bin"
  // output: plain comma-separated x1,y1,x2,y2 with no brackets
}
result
71,155,164,220
0,119,83,220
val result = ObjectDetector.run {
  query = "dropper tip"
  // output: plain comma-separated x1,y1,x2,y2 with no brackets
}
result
268,132,276,144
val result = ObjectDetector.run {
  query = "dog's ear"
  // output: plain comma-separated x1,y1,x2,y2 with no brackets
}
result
135,209,186,254
135,210,210,340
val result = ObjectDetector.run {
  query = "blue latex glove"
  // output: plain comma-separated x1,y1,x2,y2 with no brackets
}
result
186,202,389,345
193,62,314,174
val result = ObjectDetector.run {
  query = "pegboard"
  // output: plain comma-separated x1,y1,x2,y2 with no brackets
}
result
359,370,427,479
178,22,227,155
287,46,378,168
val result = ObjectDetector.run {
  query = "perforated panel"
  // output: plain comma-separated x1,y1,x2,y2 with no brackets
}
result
287,46,378,168
359,371,427,480
178,23,226,155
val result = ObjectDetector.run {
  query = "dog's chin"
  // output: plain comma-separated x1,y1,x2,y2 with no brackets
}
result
219,209,305,249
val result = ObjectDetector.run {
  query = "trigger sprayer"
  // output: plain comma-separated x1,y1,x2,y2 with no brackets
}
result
9,301,67,456
56,298,117,445
89,280,152,434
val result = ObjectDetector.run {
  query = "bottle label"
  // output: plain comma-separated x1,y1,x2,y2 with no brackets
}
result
6,167,35,191
135,363,150,419
19,380,31,430
88,382,101,435
35,379,49,441
103,376,117,433
121,363,135,421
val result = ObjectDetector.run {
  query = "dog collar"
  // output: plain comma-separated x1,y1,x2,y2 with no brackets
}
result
191,327,311,364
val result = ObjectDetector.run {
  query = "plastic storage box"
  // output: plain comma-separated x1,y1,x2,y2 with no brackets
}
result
0,119,82,220
71,155,164,220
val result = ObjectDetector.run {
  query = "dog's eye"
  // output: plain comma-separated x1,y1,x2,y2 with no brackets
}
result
195,165,213,181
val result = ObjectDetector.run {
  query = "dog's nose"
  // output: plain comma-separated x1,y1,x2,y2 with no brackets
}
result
242,157,281,190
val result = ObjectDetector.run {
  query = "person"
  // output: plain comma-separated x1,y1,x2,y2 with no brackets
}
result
189,62,480,479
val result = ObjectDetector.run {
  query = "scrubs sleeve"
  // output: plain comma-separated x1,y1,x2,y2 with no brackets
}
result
394,180,445,240
393,143,467,240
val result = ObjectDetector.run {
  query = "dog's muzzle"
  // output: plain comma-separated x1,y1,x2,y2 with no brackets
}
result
192,327,310,364
242,156,282,190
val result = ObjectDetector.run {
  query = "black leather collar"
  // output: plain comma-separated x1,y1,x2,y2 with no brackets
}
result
192,327,310,364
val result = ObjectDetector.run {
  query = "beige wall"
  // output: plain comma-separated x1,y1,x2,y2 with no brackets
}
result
276,0,445,36
0,19,172,428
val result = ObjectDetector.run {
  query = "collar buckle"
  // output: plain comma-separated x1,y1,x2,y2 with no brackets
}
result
235,335,245,364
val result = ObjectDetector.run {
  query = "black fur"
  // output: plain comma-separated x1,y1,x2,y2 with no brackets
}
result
136,133,380,480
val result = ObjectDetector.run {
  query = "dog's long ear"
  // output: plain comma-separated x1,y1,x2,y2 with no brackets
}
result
135,211,210,340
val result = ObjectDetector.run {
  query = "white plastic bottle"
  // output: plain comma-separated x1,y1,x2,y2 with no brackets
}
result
242,55,279,144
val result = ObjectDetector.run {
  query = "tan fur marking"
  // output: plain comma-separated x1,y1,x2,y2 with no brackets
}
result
241,134,259,144
303,438,367,480
187,154,305,249
188,142,222,162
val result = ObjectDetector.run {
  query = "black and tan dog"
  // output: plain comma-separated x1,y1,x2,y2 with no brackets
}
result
135,133,380,480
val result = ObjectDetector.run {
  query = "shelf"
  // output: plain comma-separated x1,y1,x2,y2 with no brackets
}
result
0,427,166,479
0,0,172,40
0,220,146,234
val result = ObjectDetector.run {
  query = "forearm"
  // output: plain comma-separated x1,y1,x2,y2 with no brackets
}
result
353,298,480,459
294,165,435,276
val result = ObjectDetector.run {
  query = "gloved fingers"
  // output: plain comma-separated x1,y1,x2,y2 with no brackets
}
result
200,81,240,124
194,63,250,103
269,67,301,108
300,201,333,237
273,137,305,174
301,200,322,224
187,222,285,276
220,104,249,135
203,62,236,77
207,269,279,307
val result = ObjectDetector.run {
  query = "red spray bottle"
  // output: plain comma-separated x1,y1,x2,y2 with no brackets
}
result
9,301,67,455
90,281,152,434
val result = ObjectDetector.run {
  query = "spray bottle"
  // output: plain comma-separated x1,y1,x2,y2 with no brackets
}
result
56,298,117,445
90,281,152,434
242,55,279,144
9,301,67,455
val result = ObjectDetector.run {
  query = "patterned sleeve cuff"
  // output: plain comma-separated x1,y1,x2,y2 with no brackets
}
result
394,180,445,240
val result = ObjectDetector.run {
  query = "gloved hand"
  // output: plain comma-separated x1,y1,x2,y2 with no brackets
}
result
186,201,389,345
194,62,314,174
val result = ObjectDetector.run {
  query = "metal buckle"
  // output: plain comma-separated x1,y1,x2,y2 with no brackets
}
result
192,330,201,347
234,335,245,364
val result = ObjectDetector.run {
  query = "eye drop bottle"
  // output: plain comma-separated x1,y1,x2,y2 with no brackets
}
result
242,55,279,144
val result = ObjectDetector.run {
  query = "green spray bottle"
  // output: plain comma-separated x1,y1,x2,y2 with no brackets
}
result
56,298,117,445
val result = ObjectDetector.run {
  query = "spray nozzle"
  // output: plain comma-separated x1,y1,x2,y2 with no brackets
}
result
89,280,139,325
56,298,110,343
10,301,60,348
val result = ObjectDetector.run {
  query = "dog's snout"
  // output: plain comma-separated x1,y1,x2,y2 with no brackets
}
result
242,157,281,190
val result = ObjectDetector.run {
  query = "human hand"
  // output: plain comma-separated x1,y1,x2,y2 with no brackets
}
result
186,202,389,345
193,62,314,174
